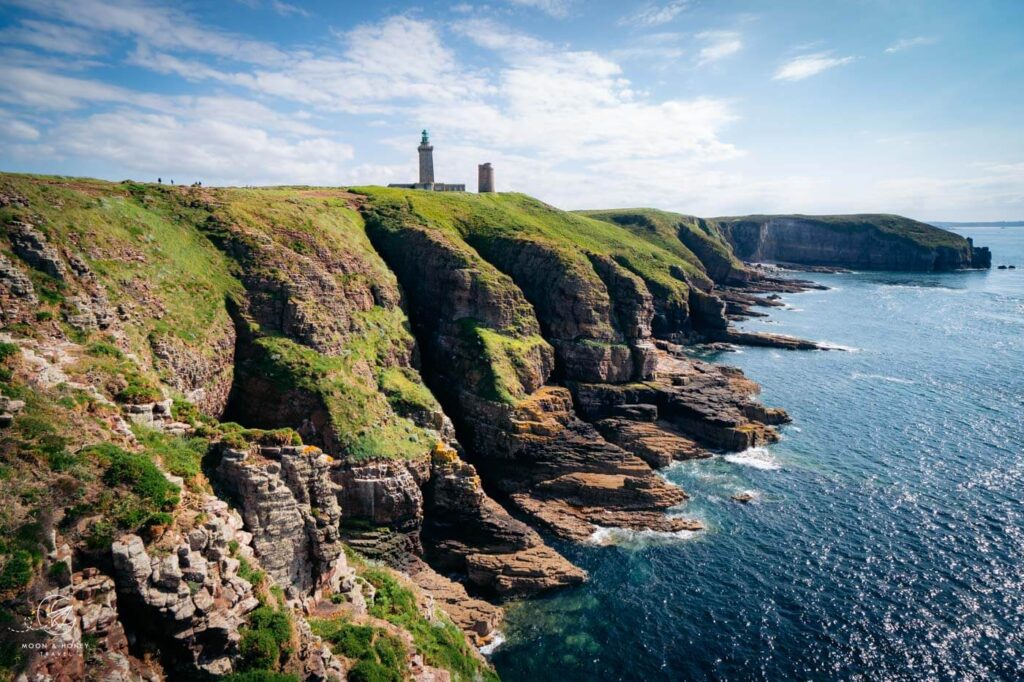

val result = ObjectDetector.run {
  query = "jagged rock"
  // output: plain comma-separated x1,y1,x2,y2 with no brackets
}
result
217,445,353,597
110,498,263,676
406,557,503,645
335,459,427,568
149,329,235,416
571,350,789,452
594,418,709,467
20,569,161,682
424,442,585,597
7,220,67,280
0,253,37,324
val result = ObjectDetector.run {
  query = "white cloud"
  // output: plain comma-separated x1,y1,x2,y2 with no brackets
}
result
419,21,740,176
611,32,685,63
0,66,169,110
7,0,287,65
885,36,936,53
620,1,689,28
504,0,574,18
271,1,309,17
773,52,855,81
49,109,354,186
0,109,42,141
696,31,742,65
0,19,103,56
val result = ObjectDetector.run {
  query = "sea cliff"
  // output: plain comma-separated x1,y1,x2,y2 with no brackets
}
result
0,174,987,681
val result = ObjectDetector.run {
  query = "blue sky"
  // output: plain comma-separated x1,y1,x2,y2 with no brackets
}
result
0,0,1021,220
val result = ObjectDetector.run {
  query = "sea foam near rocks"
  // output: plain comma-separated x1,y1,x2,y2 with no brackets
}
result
586,524,701,548
724,447,781,471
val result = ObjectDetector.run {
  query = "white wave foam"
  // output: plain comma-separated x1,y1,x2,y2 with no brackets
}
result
586,525,700,548
479,631,505,656
816,341,860,352
850,371,915,384
724,447,781,471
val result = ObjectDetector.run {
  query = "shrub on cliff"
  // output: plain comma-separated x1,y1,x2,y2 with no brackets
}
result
309,618,405,682
237,604,293,673
362,566,500,682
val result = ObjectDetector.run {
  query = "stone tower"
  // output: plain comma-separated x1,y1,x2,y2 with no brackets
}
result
478,163,494,193
418,129,434,186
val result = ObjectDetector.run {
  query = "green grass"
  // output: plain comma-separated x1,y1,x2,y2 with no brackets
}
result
238,605,293,672
378,366,440,417
356,187,705,306
581,208,742,282
461,320,548,404
360,566,499,682
0,174,241,358
75,443,180,532
310,618,406,682
249,332,434,461
133,427,209,487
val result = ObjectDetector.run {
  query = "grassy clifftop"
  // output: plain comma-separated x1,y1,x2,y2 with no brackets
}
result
579,207,744,284
712,213,969,250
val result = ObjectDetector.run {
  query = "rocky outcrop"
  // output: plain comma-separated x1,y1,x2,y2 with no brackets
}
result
424,442,585,596
20,569,161,682
716,214,990,271
216,446,351,598
7,220,67,280
110,499,263,676
123,398,192,435
364,204,706,545
0,253,37,325
572,346,788,453
335,460,427,566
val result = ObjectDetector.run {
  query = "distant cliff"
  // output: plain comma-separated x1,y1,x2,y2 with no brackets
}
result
711,214,991,271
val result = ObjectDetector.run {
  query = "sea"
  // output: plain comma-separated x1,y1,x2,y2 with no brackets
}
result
490,226,1024,681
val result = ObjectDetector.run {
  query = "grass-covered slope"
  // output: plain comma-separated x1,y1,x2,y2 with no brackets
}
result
1,174,241,412
198,186,447,461
355,188,726,368
715,213,966,248
0,173,492,679
579,208,745,284
0,174,448,462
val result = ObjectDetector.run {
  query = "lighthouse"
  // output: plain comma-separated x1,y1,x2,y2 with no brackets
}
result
418,129,434,186
387,131,466,191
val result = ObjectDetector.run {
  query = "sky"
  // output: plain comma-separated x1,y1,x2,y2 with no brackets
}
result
0,0,1022,220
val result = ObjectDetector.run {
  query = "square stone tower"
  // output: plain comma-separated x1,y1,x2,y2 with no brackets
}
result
478,162,494,193
418,129,434,186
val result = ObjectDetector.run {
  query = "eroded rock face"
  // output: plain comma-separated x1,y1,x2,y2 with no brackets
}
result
335,460,426,566
718,215,986,271
7,220,67,280
110,499,262,676
20,569,161,682
0,253,37,325
216,446,351,597
424,443,585,597
572,347,788,453
365,210,703,547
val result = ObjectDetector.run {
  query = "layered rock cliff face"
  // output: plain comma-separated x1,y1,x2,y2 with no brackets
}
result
713,214,991,271
0,173,989,681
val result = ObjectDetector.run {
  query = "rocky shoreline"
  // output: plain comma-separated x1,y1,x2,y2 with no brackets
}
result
0,175,987,681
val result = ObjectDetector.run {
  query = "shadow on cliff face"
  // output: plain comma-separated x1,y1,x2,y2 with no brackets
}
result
220,295,338,452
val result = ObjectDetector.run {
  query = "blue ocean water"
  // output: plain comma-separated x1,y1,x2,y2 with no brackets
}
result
491,226,1024,681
